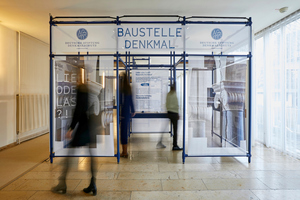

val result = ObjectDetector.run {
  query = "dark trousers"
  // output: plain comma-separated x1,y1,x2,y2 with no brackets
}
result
168,111,178,147
120,118,129,145
60,147,95,181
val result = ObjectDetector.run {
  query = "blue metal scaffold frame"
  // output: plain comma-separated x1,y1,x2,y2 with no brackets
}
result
49,15,252,164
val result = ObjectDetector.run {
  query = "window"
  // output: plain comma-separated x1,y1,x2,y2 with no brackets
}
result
254,11,300,158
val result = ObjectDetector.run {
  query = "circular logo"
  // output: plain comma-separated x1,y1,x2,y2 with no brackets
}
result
211,28,222,40
77,28,88,40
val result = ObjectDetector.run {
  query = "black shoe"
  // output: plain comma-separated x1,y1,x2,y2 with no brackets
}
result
83,177,97,196
51,180,67,194
172,146,183,150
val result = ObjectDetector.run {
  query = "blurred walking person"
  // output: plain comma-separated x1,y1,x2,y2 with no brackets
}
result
120,73,135,158
52,70,97,196
166,84,182,150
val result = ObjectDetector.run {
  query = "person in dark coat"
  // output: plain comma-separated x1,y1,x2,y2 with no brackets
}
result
52,77,97,195
120,73,135,158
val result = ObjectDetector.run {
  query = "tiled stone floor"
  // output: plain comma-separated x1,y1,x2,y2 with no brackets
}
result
0,133,300,199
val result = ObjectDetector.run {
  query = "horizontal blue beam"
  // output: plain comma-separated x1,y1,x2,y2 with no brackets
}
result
51,21,249,25
187,54,249,57
130,132,170,134
51,21,116,25
185,154,250,157
186,16,248,20
129,65,173,68
52,155,117,157
50,53,250,57
134,113,168,118
117,21,183,24
186,21,248,25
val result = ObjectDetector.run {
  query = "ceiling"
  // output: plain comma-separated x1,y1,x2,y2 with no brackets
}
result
0,0,299,44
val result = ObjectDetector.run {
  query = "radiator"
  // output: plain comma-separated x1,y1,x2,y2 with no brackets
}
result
17,94,49,143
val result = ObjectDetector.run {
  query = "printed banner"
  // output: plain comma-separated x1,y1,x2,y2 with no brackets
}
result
52,26,117,53
186,24,250,54
117,25,184,52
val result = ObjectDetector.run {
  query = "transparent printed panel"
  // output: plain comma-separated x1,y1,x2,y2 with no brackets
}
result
186,24,250,54
52,25,117,54
187,56,248,156
52,56,115,156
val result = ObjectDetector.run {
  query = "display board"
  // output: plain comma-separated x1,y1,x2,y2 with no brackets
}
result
132,70,169,112
131,69,169,133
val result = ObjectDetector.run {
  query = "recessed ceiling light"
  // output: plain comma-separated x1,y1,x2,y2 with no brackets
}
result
279,7,288,13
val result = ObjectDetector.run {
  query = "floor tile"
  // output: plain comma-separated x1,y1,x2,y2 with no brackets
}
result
0,191,36,200
118,172,178,180
275,170,300,178
131,190,259,200
20,172,61,180
232,170,282,179
93,191,131,200
162,179,207,191
202,178,270,190
258,177,300,190
251,190,300,200
76,179,162,191
28,191,73,200
2,179,28,191
177,171,239,179
14,179,80,191
99,164,159,172
211,163,251,171
158,164,215,172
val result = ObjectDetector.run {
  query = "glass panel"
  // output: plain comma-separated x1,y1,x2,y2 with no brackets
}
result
187,56,248,156
285,18,300,157
254,37,265,143
52,56,115,156
268,28,284,150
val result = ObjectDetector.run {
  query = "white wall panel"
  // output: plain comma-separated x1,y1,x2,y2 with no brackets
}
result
19,32,49,142
0,24,17,148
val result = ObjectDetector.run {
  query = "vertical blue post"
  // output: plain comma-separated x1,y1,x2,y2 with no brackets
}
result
49,15,54,164
116,51,120,163
116,16,120,163
173,51,176,84
182,52,186,164
248,17,252,163
182,16,187,164
169,52,173,137
170,51,172,78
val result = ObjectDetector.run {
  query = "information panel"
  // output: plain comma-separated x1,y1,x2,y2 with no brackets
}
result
132,70,169,112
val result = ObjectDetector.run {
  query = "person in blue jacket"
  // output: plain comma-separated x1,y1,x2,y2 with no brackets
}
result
120,73,135,157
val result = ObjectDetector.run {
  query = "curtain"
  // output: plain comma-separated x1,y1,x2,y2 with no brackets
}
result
254,10,300,158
